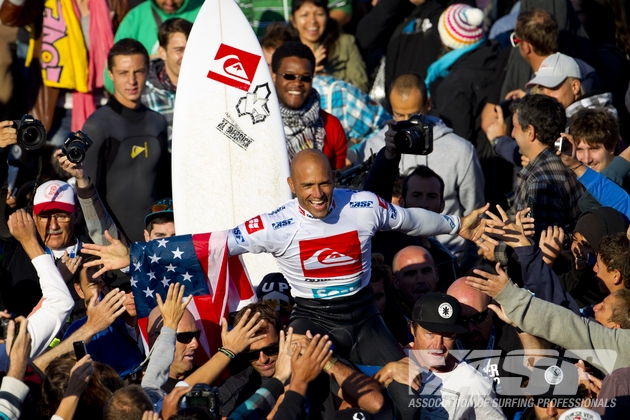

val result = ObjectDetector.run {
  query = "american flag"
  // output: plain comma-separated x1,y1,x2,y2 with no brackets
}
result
130,231,256,363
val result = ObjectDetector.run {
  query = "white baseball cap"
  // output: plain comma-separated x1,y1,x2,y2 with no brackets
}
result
526,53,581,89
33,180,76,215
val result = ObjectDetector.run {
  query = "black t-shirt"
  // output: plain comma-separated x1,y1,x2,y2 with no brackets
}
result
218,365,275,417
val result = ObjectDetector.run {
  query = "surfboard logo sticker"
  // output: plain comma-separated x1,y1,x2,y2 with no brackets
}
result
216,113,255,150
207,44,261,91
236,83,271,124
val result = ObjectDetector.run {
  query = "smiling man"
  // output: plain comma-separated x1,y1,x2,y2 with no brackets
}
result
83,39,171,243
272,41,347,169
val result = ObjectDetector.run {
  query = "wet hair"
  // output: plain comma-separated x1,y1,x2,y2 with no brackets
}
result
107,38,149,71
598,233,630,288
608,289,630,329
569,107,619,152
290,0,339,56
401,165,445,203
41,354,114,418
103,385,154,420
261,22,299,50
158,18,193,48
390,73,428,107
510,95,566,147
271,41,315,74
233,301,283,335
515,8,558,56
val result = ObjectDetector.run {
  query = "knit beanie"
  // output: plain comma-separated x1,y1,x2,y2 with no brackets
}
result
574,207,629,253
438,4,485,50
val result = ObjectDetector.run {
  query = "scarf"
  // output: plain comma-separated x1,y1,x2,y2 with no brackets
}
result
424,37,486,96
280,89,326,159
28,0,114,130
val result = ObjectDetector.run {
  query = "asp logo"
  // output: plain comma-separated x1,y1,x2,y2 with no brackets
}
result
272,218,294,230
349,201,373,208
245,216,264,234
207,44,261,91
299,231,362,278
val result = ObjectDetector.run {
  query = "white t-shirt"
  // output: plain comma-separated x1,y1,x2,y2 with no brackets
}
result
415,362,506,420
227,189,460,299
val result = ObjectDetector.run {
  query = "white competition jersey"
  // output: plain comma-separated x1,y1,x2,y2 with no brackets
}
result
227,189,461,299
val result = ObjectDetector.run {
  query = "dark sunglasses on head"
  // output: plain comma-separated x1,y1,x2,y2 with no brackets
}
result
243,343,279,361
461,308,489,326
281,74,313,83
176,330,201,344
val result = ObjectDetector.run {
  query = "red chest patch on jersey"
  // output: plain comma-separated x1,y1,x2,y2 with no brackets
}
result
299,231,362,278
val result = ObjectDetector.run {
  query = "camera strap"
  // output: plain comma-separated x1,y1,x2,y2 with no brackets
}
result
26,155,43,214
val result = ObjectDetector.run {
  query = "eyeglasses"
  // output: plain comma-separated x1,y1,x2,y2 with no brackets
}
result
281,74,313,83
176,330,201,344
461,309,489,326
242,343,279,361
150,199,173,214
117,281,133,294
37,213,72,223
510,32,522,48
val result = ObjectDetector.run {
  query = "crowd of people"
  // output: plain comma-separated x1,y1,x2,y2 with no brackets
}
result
0,0,630,419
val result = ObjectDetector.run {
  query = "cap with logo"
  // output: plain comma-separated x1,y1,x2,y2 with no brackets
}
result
558,407,601,420
333,408,374,420
529,357,582,408
412,292,466,334
33,180,76,215
526,53,581,89
255,272,294,316
144,198,174,226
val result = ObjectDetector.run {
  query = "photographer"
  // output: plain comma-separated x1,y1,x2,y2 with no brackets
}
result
356,74,484,268
0,123,126,322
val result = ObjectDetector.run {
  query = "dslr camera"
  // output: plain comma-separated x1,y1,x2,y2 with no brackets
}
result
12,114,47,150
0,316,18,340
180,383,220,416
392,114,434,155
61,131,93,164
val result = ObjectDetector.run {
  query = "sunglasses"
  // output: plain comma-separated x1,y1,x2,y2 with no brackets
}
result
243,343,279,361
176,330,201,344
150,199,173,214
281,74,313,83
510,32,522,48
461,309,489,326
117,281,133,294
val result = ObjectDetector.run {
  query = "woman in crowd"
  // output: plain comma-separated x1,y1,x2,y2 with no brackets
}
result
289,0,368,92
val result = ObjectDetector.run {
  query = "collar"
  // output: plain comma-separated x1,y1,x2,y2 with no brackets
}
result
518,147,555,180
297,199,336,219
46,238,81,260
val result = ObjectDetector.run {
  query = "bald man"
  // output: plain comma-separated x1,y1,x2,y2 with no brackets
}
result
147,307,200,393
447,278,494,351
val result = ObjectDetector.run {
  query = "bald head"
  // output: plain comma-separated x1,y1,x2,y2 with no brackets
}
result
447,278,491,313
147,306,196,348
392,246,434,272
289,149,332,179
392,246,438,305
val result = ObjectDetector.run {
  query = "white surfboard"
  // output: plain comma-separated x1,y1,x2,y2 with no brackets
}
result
171,0,291,285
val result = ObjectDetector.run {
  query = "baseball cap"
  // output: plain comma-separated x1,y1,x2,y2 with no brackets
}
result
144,198,174,226
256,273,294,316
526,53,581,89
33,180,76,215
529,357,582,409
334,408,374,420
412,293,466,334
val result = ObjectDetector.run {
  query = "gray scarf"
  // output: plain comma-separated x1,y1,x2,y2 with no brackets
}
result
280,89,326,159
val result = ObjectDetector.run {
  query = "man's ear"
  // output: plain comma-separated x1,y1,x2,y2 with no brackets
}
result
521,41,532,55
158,46,167,62
144,229,151,242
409,323,415,337
614,270,622,286
526,124,536,142
571,79,581,96
425,97,432,113
74,283,85,299
287,177,295,195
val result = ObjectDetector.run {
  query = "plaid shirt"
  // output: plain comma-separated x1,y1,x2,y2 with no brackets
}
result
312,75,391,143
141,69,176,151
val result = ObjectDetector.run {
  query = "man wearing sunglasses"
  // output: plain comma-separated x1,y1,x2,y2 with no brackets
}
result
272,41,347,170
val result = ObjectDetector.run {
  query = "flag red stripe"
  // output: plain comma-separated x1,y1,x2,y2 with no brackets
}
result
193,232,211,281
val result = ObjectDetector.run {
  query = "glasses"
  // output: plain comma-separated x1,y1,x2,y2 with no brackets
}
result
176,330,201,344
281,74,313,83
461,309,489,326
37,213,72,223
150,199,173,213
243,343,279,361
117,281,133,294
510,32,522,48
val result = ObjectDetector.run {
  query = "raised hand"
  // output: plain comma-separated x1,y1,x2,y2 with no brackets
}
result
0,120,17,148
54,149,88,188
273,327,295,383
8,209,38,245
220,309,265,355
66,355,94,396
374,358,422,391
466,262,511,298
157,283,193,330
84,288,127,335
539,226,564,266
161,386,191,420
459,203,506,251
61,250,83,275
81,230,131,277
290,334,332,389
7,316,31,380
488,303,515,327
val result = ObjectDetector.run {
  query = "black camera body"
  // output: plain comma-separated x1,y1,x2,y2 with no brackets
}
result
12,115,47,150
392,114,434,155
61,131,93,164
181,384,220,415
0,317,18,340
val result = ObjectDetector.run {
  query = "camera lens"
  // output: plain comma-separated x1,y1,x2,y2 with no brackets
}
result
22,127,40,147
66,145,85,163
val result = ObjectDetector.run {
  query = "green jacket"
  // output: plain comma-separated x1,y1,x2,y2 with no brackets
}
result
321,34,368,93
105,0,203,92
